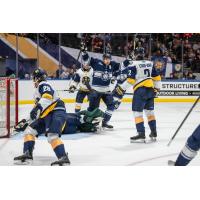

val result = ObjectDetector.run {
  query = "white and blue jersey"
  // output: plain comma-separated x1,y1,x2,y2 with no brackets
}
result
34,81,66,118
70,68,93,91
82,52,120,92
120,60,161,92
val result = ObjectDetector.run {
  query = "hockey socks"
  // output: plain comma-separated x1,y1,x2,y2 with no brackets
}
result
50,138,67,159
135,116,145,135
23,134,35,154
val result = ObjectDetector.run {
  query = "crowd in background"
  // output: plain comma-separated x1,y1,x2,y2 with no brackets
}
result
4,33,200,80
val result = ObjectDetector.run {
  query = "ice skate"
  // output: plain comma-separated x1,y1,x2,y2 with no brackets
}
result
14,151,33,165
102,122,114,130
149,131,157,142
130,134,146,143
51,154,71,166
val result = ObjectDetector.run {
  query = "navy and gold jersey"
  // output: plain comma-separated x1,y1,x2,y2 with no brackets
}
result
34,81,65,118
82,52,120,92
120,60,161,91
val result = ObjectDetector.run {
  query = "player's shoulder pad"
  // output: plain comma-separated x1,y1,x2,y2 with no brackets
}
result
111,61,120,69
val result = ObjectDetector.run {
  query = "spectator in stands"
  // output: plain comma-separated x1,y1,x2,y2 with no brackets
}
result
24,73,30,80
60,69,70,79
56,64,64,79
170,71,181,79
183,71,196,80
18,64,26,79
92,34,103,53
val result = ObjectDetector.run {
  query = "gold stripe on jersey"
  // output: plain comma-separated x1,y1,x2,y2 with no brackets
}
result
127,78,136,85
40,101,58,118
152,75,161,81
42,93,53,100
134,78,154,91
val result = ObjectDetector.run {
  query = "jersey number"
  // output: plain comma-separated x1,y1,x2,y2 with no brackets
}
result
43,86,51,92
144,69,150,77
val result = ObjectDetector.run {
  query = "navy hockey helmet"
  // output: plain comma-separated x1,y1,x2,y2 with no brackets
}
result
32,68,47,83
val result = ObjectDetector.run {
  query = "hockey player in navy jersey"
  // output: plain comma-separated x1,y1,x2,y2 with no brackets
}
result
81,43,120,129
168,125,200,166
69,62,93,112
14,69,70,166
112,48,161,142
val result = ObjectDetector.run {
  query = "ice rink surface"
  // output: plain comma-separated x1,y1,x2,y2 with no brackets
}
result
0,102,200,166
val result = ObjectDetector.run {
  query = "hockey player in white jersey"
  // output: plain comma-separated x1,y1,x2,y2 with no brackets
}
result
14,69,70,166
113,48,161,142
69,63,93,112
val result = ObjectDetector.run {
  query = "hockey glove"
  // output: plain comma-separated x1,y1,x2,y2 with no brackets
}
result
154,88,160,98
113,84,126,99
14,119,29,132
80,42,87,53
69,85,76,93
30,104,43,120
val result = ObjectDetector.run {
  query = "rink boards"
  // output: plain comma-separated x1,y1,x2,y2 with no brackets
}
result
18,80,200,104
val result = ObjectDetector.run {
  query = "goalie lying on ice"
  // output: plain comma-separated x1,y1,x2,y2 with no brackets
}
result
14,108,104,135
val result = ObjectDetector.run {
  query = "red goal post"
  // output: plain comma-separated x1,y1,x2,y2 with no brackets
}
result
0,78,18,138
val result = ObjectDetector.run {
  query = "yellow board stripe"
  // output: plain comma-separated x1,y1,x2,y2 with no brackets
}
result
18,98,200,105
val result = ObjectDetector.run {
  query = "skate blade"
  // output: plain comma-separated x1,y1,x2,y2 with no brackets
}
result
102,127,114,131
130,139,146,144
51,163,70,166
146,137,157,144
168,160,175,166
14,159,33,165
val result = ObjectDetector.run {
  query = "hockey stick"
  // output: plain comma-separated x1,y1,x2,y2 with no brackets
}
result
76,34,88,63
167,95,200,146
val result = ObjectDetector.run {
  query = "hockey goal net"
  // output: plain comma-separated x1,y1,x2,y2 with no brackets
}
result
0,78,18,138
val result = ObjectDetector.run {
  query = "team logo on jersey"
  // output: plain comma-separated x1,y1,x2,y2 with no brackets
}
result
82,76,90,85
102,72,109,81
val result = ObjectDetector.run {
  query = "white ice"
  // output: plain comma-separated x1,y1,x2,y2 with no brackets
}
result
0,102,200,166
